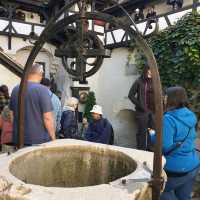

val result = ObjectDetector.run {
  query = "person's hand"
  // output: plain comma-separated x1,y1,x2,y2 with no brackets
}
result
82,117,87,123
82,118,88,128
148,128,156,136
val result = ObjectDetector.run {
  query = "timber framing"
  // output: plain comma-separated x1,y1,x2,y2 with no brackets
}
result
104,1,200,49
0,50,23,77
1,0,48,14
0,1,199,49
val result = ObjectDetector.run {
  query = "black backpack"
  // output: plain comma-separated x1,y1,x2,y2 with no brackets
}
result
109,126,114,145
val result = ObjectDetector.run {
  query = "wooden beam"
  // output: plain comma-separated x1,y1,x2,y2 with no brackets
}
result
104,3,200,48
1,0,49,19
6,0,47,8
105,2,200,32
164,15,171,26
0,50,23,77
102,0,148,16
55,48,111,58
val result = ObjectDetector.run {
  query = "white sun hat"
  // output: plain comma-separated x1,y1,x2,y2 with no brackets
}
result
90,105,103,115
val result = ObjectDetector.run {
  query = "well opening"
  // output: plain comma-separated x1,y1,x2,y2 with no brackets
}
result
9,145,137,188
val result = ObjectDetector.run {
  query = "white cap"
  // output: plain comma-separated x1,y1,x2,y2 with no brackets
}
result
135,8,140,13
90,105,103,115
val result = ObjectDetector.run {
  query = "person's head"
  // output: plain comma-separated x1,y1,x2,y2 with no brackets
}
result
90,105,103,121
64,97,79,110
141,65,152,79
0,85,9,98
28,63,44,83
135,8,140,14
165,86,189,111
40,78,51,89
150,5,155,12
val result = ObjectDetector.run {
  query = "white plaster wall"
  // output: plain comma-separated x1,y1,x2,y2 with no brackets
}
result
115,109,137,148
0,36,72,102
0,64,20,94
86,48,138,147
0,36,33,53
0,36,55,55
15,50,51,78
90,48,137,118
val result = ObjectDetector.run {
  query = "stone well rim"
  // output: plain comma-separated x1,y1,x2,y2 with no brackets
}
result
1,140,152,188
8,143,138,188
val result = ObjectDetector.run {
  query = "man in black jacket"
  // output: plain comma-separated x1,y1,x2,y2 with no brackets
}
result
128,66,155,150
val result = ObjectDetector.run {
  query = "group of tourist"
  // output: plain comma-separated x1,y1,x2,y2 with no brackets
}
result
58,98,113,144
0,62,199,200
0,63,114,153
129,65,200,200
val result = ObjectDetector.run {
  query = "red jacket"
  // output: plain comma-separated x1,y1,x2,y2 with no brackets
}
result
0,116,13,144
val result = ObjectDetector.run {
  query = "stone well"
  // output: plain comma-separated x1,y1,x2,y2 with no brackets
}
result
0,139,165,200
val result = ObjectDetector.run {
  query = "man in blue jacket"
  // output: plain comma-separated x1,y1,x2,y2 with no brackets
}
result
85,105,113,144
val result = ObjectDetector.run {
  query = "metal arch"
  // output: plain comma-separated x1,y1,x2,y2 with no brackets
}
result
18,0,163,199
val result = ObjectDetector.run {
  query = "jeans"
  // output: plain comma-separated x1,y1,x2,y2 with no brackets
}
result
160,165,200,200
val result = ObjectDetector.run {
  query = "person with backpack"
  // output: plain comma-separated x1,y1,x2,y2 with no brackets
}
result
150,86,200,200
85,105,114,145
59,97,80,139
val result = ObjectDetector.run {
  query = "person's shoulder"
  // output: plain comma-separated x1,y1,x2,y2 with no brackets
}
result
163,112,177,126
29,83,49,94
34,83,48,90
102,117,109,122
133,77,142,85
164,112,173,119
10,85,20,95
63,110,73,115
52,93,61,102
62,110,73,118
102,118,112,125
12,84,20,91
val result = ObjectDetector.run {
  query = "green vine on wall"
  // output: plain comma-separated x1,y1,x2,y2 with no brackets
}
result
134,12,200,118
83,91,96,122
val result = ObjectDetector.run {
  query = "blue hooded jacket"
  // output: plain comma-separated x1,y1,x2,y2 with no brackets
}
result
152,107,200,173
85,118,112,144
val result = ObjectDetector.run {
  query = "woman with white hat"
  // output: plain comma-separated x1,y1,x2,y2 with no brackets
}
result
85,105,114,144
59,97,79,139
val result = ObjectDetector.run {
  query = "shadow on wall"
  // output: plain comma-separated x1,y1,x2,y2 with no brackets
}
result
114,109,137,149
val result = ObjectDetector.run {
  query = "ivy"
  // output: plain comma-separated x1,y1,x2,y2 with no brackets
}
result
135,12,200,118
83,91,96,122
